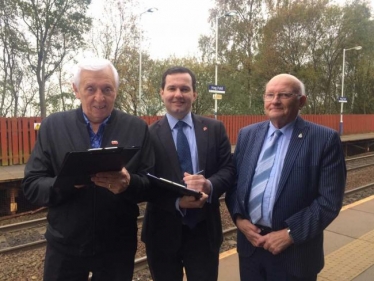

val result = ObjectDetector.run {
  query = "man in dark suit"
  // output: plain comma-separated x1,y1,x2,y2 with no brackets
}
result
141,66,235,281
225,74,346,281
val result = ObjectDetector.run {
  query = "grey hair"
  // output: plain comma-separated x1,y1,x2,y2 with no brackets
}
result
299,79,306,96
72,58,119,89
267,73,306,96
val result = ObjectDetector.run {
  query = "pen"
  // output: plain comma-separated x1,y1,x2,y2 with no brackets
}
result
179,170,205,185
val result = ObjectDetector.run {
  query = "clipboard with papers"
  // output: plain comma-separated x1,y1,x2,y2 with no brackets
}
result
57,146,139,185
147,173,202,199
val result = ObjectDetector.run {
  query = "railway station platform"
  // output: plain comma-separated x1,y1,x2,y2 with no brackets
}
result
0,164,24,183
217,195,374,281
0,132,373,182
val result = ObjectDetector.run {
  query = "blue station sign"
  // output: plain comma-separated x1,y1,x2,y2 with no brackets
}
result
208,85,226,94
338,97,348,103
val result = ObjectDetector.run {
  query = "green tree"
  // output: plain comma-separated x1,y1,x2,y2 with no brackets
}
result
339,0,374,114
201,0,266,115
0,0,25,116
15,0,91,117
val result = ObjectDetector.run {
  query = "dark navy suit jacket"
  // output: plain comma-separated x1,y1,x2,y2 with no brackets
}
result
226,116,346,277
142,114,235,254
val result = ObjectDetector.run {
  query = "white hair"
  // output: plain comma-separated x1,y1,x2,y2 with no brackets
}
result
72,58,119,89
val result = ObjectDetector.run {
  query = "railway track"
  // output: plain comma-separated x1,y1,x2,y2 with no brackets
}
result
0,215,145,254
1,154,373,278
345,153,374,171
1,181,374,258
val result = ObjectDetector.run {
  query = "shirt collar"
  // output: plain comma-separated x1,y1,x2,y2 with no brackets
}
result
166,113,193,129
268,120,295,138
82,112,111,127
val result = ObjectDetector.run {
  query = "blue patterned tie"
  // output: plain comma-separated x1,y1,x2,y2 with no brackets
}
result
249,130,282,224
176,121,193,174
176,121,197,228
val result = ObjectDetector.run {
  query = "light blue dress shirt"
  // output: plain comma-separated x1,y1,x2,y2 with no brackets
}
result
256,121,294,227
166,113,213,214
166,113,199,174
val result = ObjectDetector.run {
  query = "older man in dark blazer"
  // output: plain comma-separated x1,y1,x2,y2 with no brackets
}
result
141,66,235,281
226,74,346,281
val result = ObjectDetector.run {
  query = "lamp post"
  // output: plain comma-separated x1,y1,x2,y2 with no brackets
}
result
214,10,237,119
339,45,362,135
138,7,157,100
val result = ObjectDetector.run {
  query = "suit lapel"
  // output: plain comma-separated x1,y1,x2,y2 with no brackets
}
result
156,117,182,177
193,115,208,172
275,116,308,201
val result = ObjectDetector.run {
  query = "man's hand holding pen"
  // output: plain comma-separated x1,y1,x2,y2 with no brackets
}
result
179,170,210,209
183,170,211,195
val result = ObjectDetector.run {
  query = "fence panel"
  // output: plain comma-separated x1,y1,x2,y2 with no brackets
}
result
0,117,41,166
0,115,373,166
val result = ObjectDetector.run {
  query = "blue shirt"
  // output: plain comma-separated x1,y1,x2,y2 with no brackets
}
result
83,113,110,148
257,121,294,227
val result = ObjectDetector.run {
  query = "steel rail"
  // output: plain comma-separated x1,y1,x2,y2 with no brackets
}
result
0,217,46,233
1,183,373,257
347,163,374,171
345,153,374,162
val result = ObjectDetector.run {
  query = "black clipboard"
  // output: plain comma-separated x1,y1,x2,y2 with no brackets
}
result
57,147,139,184
147,173,202,199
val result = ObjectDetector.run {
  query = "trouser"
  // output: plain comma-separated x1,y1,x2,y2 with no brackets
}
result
239,249,317,281
43,243,136,281
146,220,219,281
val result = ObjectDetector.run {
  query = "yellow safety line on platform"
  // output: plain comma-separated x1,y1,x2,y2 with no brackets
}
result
219,248,237,259
318,195,374,281
341,195,374,211
218,196,374,280
318,229,374,281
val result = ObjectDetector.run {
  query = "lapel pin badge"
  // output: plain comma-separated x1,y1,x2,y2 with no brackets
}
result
298,133,303,138
111,140,119,145
203,127,208,131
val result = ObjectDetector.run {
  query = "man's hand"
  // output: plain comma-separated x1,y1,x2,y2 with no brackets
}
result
91,167,131,194
236,217,293,254
235,217,264,247
183,172,211,195
179,193,208,209
262,228,293,255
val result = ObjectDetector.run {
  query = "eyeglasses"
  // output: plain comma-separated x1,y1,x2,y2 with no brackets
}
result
263,92,300,100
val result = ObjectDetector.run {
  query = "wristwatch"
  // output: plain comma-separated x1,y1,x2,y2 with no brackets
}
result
287,227,294,242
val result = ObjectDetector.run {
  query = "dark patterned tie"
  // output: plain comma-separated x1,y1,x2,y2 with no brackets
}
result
249,130,282,223
176,121,197,228
176,121,193,174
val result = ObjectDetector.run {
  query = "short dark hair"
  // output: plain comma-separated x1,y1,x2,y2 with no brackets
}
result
161,66,197,92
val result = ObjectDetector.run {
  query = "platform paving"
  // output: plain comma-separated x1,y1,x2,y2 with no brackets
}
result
0,164,25,182
217,196,374,281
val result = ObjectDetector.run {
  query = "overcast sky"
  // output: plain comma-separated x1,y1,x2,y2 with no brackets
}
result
138,0,215,59
89,0,373,60
138,0,374,60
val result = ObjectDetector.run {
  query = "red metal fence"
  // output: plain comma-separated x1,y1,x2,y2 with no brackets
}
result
1,115,373,166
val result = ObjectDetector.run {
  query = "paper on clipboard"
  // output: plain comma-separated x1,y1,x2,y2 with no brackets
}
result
147,173,202,198
57,146,139,184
